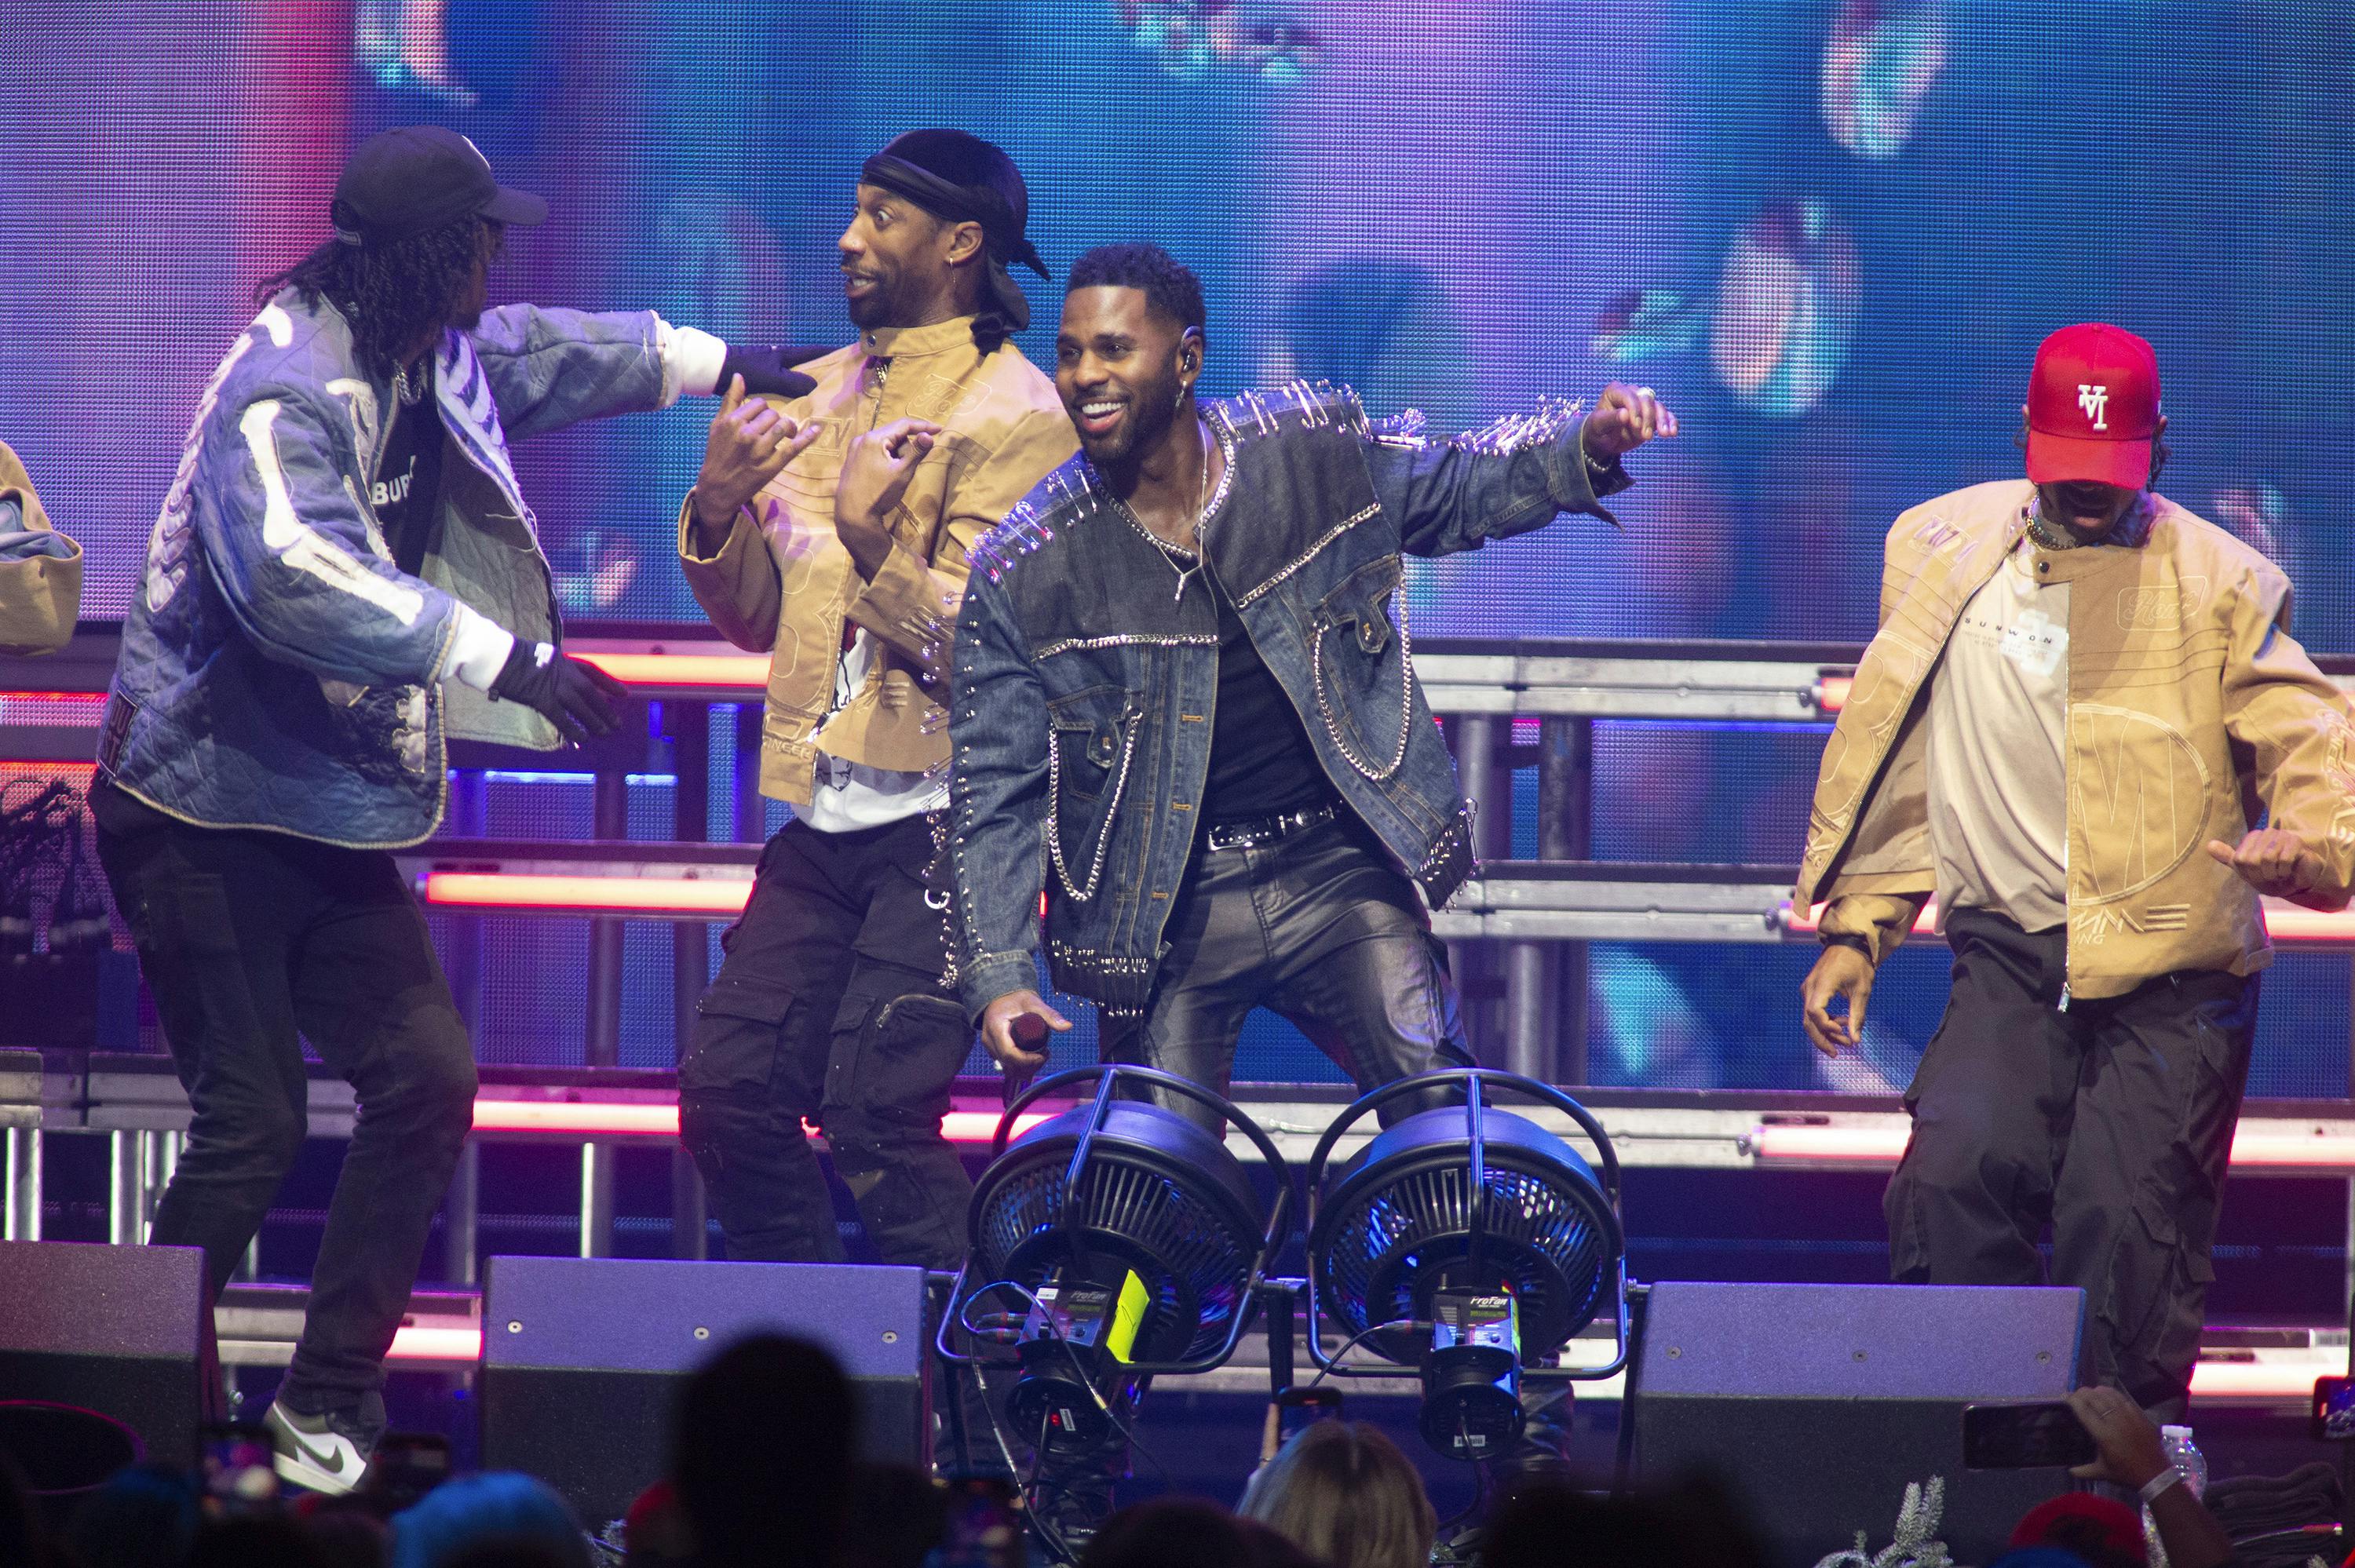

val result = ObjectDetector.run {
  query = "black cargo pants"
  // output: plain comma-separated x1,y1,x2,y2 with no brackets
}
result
678,814,974,1269
1886,907,2257,1416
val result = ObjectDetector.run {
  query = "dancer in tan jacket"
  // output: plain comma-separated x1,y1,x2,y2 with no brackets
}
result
1797,323,2355,1417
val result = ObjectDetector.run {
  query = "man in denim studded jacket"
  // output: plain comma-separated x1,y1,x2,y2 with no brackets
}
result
92,127,813,1494
950,243,1678,1113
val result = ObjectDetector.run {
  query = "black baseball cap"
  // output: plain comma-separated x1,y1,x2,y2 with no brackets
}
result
331,126,549,249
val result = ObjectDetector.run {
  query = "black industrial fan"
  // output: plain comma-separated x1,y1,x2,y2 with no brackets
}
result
939,1064,1293,1448
1304,1067,1630,1460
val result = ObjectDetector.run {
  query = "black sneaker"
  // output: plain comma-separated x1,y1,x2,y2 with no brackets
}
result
265,1392,383,1495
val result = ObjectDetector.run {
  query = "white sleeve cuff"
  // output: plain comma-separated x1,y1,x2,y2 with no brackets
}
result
439,603,517,691
660,322,729,405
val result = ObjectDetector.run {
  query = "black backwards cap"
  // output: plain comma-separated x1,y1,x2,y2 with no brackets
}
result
860,129,1046,333
333,126,548,249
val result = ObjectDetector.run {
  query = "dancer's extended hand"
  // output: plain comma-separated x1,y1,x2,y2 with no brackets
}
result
2205,828,2333,905
690,375,821,545
1800,943,1875,1057
979,988,1069,1071
1581,383,1680,458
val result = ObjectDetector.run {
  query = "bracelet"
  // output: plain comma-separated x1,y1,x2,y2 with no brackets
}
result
1823,933,1874,959
2139,1468,2185,1504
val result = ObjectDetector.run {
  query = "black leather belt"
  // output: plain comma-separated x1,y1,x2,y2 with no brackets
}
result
1203,802,1337,852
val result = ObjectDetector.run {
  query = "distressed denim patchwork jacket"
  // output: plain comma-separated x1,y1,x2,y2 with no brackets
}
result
947,381,1630,1018
103,291,681,848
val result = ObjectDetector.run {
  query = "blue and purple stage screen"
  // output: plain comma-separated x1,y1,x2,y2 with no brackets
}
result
2,0,2349,1092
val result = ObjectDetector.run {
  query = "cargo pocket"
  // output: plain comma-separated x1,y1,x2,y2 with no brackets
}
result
829,990,969,1130
680,979,798,1095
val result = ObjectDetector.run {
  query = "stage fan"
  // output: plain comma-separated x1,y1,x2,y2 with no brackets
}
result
1304,1068,1630,1461
940,1064,1292,1450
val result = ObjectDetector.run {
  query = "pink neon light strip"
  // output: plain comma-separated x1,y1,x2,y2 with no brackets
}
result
1816,676,1854,713
1754,1123,2355,1170
421,873,751,916
2188,1360,2348,1398
385,1325,2339,1391
1786,903,2355,945
1783,900,1941,935
387,1326,484,1362
571,653,770,688
468,1096,1051,1145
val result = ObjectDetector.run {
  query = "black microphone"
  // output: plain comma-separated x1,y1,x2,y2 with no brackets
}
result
1002,1014,1048,1107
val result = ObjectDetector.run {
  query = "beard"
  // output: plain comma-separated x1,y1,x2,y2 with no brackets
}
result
845,267,915,330
1079,372,1185,470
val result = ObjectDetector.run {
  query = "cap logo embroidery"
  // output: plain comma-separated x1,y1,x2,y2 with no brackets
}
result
2077,384,2109,430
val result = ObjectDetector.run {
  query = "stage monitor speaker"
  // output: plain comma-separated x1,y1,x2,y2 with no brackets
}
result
0,1239,207,1466
480,1256,931,1526
1632,1282,2084,1568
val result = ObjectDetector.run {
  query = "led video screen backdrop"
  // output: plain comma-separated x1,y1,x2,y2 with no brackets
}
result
4,0,2351,1092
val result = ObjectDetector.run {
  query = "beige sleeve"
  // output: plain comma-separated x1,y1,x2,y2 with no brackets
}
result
846,405,1074,684
2220,566,2355,907
0,444,81,657
675,492,781,654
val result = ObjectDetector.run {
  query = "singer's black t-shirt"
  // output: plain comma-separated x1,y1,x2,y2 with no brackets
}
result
1198,574,1331,825
372,371,445,575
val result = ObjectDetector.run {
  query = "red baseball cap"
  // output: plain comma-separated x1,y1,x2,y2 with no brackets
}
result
2025,323,2161,490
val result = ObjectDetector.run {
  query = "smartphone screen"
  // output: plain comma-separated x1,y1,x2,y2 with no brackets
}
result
199,1421,279,1512
1276,1385,1344,1440
1962,1402,2097,1469
2313,1377,2355,1440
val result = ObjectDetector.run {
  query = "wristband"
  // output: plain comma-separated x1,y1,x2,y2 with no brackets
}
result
2138,1468,2184,1504
1823,933,1874,959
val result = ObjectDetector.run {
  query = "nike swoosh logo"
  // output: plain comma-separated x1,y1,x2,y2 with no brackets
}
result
284,1426,356,1476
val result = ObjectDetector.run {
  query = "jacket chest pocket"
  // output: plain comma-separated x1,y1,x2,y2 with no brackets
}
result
1046,685,1143,901
1309,552,1414,780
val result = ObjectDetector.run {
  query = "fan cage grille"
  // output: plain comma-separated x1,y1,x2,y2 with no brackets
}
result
973,1150,1255,1363
1318,1160,1614,1355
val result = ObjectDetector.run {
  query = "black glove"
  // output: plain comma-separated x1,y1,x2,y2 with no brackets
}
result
717,345,827,400
490,640,629,743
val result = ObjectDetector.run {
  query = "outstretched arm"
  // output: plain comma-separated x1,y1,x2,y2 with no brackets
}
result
466,306,820,442
1362,383,1676,558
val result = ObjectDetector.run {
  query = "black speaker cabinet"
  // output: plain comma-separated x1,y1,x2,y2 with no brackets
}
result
1632,1282,2085,1568
480,1256,931,1526
0,1239,207,1465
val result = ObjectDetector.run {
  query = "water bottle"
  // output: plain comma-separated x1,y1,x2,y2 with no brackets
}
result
2160,1424,2209,1499
2143,1424,2209,1568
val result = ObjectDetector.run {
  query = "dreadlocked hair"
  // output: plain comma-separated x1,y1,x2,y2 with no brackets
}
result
252,210,491,381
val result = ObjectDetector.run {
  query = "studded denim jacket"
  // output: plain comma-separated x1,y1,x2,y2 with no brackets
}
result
947,381,1631,1017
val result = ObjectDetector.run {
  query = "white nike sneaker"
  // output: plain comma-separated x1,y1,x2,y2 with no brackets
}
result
264,1399,375,1495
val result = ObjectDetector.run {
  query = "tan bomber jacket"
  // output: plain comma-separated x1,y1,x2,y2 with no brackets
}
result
1795,479,2355,1000
0,440,82,656
677,315,1075,806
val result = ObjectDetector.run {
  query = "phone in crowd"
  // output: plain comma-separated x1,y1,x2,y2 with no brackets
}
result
1277,1384,1345,1430
198,1421,279,1513
1961,1401,2098,1470
361,1432,453,1512
2312,1377,2355,1440
935,1473,1024,1568
1259,1384,1345,1463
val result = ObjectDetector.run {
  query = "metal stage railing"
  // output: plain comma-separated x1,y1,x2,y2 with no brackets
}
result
10,628,2355,1361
